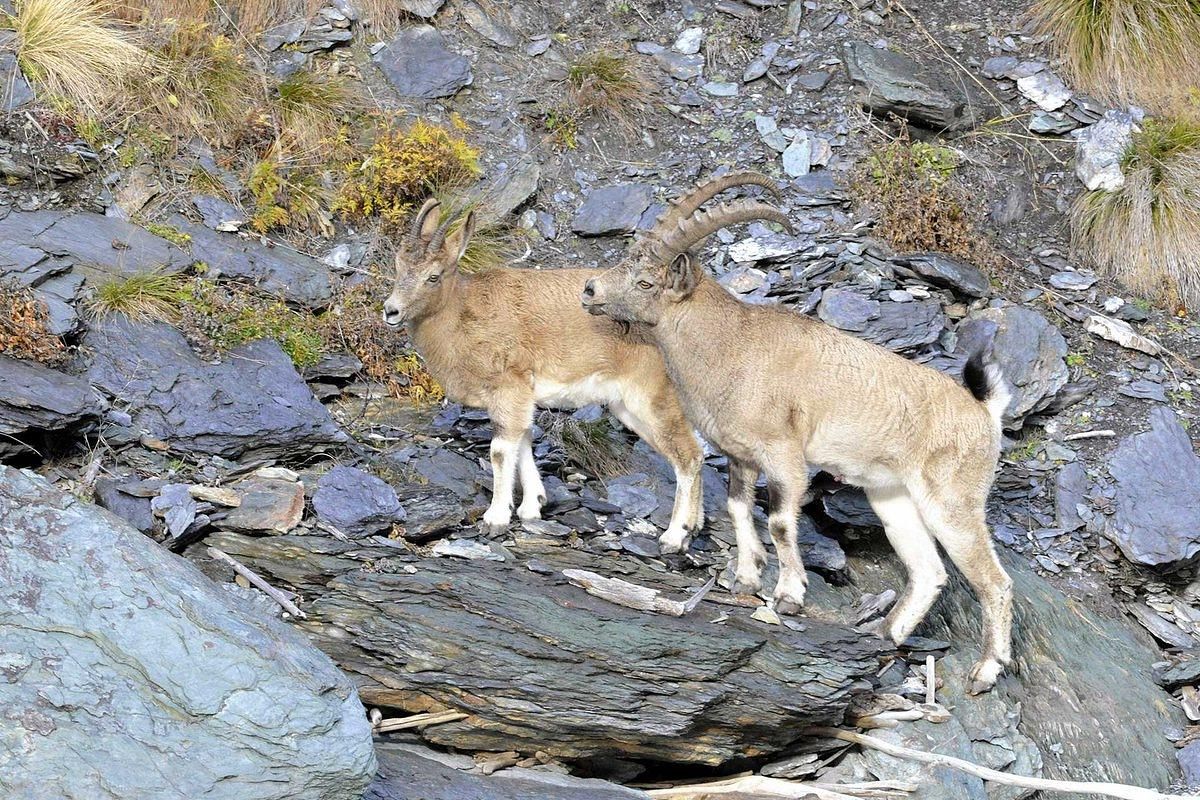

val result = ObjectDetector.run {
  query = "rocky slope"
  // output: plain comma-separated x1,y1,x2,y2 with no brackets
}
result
2,0,1199,797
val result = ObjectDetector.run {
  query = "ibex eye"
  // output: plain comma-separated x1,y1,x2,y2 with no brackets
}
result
427,274,440,283
637,280,653,290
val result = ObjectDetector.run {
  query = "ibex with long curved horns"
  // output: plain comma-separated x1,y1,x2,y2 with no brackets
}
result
382,199,705,546
582,173,1014,694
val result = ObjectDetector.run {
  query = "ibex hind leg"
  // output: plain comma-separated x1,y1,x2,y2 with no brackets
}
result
915,485,1014,695
864,486,947,645
609,394,704,555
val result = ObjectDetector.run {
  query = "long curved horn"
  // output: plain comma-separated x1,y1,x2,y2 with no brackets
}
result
427,217,455,252
409,199,441,246
654,171,782,235
650,199,793,262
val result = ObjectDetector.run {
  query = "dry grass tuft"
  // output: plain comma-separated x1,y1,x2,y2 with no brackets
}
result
0,282,68,364
90,270,187,323
334,118,480,228
134,20,258,143
6,0,148,114
564,48,653,134
428,190,526,272
539,412,626,478
854,126,996,265
1028,0,1200,114
1072,116,1200,311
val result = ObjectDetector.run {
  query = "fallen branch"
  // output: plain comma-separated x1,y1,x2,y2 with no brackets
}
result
373,710,468,733
645,773,911,799
1064,429,1117,442
562,570,715,617
806,727,1189,800
208,547,306,619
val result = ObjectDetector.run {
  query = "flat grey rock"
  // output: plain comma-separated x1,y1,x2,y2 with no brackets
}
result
817,288,946,351
313,465,406,538
461,1,518,47
0,466,376,800
654,50,704,80
1107,407,1200,566
1048,270,1097,291
396,484,466,541
470,159,540,227
955,305,1068,428
0,51,34,110
894,253,989,298
841,41,978,130
0,356,100,459
1075,109,1142,191
375,25,472,98
83,316,347,460
169,217,332,308
192,194,245,231
571,184,654,237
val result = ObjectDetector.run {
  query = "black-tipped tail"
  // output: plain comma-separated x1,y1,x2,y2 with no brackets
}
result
962,348,991,403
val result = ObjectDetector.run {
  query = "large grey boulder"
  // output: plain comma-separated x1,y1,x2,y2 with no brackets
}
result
1106,407,1200,566
955,305,1068,428
0,356,100,460
841,41,979,131
817,287,946,351
83,316,348,459
375,25,472,98
0,466,376,800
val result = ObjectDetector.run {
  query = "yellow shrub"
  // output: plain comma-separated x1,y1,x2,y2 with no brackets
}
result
334,119,480,227
0,282,67,365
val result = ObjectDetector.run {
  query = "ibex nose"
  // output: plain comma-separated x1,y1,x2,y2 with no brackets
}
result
382,301,403,327
582,279,596,301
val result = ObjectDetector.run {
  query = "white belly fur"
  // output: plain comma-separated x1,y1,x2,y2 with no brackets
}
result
533,375,622,410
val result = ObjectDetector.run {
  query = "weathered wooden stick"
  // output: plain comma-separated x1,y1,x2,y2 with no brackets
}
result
562,570,715,617
645,773,908,799
373,710,468,733
924,656,936,705
1064,429,1117,441
208,547,307,619
806,727,1189,800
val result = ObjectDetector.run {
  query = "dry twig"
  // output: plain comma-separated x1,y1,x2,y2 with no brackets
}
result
208,547,306,619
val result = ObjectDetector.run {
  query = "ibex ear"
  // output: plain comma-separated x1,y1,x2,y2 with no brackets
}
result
665,252,699,299
442,210,476,264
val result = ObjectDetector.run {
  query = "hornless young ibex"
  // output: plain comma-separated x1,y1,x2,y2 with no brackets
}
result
581,173,1015,694
382,198,704,548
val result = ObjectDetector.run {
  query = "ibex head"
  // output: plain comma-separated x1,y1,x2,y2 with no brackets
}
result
581,172,791,325
383,199,475,327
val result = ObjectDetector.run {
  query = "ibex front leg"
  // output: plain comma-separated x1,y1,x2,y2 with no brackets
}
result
482,389,534,535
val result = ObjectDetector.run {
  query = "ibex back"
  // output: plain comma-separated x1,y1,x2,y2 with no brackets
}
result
582,173,1014,694
383,199,704,548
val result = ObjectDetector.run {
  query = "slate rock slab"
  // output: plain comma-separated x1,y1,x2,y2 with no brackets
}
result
83,316,347,459
955,305,1068,428
841,41,978,131
313,465,406,538
397,484,465,542
1106,407,1200,566
571,184,654,236
0,466,376,800
0,356,101,459
218,535,890,765
893,253,989,298
0,210,192,283
0,50,34,111
375,25,472,98
1075,109,1141,191
172,217,332,308
817,287,945,351
850,545,1183,792
368,743,649,800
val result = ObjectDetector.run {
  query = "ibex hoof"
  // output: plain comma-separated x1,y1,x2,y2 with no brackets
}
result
480,507,511,537
966,658,1004,695
517,502,543,522
772,575,807,615
732,569,763,597
659,527,691,555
